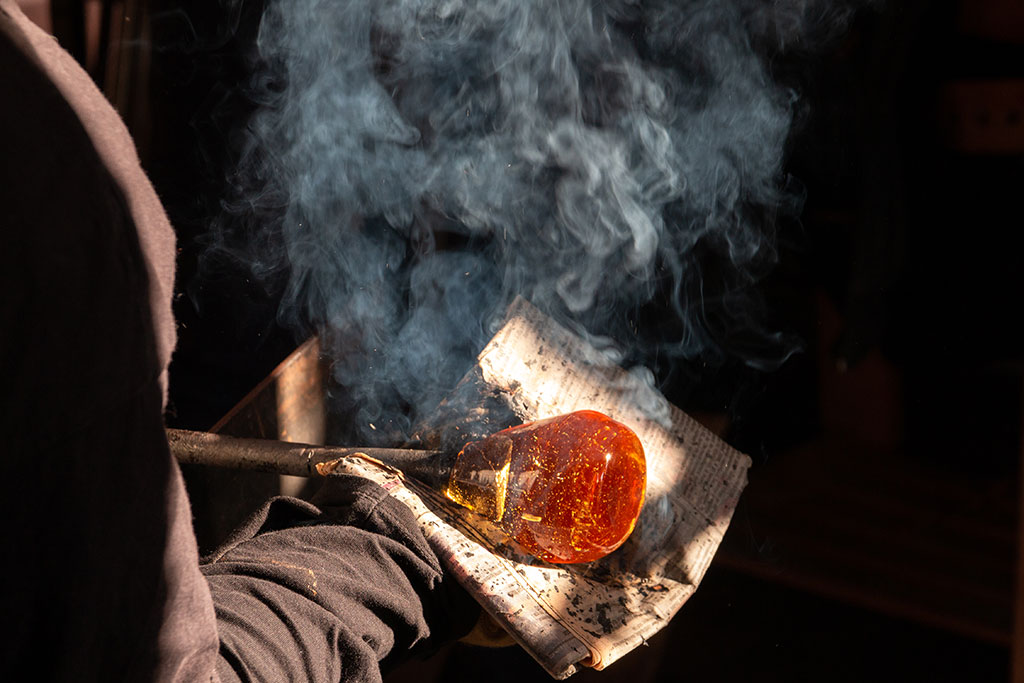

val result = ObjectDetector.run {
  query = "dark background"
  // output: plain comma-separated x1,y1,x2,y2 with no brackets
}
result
37,0,1023,679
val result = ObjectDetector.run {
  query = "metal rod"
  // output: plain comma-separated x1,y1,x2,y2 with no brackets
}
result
167,428,450,485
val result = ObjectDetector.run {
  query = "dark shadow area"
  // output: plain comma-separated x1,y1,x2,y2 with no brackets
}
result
127,0,1024,679
392,566,1007,683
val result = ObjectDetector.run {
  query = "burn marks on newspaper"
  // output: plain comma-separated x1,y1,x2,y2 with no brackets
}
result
567,600,619,639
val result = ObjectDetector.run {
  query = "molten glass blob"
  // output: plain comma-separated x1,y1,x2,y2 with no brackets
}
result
443,410,646,563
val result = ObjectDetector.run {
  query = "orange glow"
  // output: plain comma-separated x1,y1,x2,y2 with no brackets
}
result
445,410,646,563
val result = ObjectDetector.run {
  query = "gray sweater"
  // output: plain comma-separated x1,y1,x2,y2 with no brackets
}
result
0,3,476,680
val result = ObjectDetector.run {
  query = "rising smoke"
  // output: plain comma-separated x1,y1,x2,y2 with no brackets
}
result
206,0,868,441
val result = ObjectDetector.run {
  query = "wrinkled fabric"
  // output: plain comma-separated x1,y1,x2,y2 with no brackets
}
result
0,2,477,680
0,0,177,405
204,476,479,683
0,9,219,680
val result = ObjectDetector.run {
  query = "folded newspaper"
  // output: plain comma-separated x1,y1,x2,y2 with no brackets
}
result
319,298,750,678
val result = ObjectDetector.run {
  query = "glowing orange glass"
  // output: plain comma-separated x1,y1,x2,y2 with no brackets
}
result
444,410,646,563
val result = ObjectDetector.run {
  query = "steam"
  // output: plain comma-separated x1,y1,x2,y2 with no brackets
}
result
207,0,866,440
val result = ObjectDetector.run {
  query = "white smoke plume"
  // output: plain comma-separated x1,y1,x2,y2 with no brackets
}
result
205,0,870,441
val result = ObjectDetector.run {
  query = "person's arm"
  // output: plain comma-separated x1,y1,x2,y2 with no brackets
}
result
0,6,220,679
202,475,480,683
1,4,477,681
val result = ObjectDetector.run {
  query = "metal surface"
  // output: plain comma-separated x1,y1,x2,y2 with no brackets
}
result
169,427,452,489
